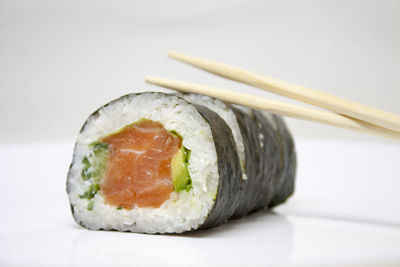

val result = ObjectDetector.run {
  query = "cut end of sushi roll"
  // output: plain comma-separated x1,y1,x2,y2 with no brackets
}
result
67,92,241,234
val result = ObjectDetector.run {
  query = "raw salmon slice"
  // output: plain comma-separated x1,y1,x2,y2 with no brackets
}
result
100,120,181,209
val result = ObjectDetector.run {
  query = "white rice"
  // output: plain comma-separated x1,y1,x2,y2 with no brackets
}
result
67,93,219,233
177,93,247,180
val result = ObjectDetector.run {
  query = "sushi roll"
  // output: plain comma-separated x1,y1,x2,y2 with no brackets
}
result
67,92,242,233
66,92,296,234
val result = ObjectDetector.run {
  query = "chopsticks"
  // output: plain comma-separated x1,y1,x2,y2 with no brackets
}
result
167,51,400,133
145,76,400,140
144,51,400,140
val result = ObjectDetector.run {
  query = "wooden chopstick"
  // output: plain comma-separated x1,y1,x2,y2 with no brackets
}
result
168,51,400,134
145,76,400,140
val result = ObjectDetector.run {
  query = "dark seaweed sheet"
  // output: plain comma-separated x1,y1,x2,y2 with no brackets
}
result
227,106,291,218
268,114,296,208
251,110,281,211
194,104,242,229
228,106,262,218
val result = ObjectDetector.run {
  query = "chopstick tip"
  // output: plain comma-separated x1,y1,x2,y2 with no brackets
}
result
145,75,157,84
167,50,178,58
168,51,189,61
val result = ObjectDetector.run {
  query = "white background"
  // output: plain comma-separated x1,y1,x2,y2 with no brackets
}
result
1,0,400,143
1,1,400,266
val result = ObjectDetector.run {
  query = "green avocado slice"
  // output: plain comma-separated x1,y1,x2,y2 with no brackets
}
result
171,144,192,192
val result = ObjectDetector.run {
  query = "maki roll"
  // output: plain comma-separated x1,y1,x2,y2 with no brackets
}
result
67,92,242,233
67,92,296,234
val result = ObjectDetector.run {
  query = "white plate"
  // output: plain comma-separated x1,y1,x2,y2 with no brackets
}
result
0,140,399,266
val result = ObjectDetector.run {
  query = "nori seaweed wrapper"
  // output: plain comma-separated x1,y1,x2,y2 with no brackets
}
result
194,104,242,229
268,114,296,208
251,110,282,211
227,106,292,218
229,106,263,218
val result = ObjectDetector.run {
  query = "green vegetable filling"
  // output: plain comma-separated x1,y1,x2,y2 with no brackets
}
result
80,142,109,210
87,201,94,211
170,131,192,192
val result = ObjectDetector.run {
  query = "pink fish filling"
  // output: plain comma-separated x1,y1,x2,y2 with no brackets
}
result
100,120,181,209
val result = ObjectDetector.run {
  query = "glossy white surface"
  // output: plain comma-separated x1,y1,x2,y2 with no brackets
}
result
1,140,399,266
